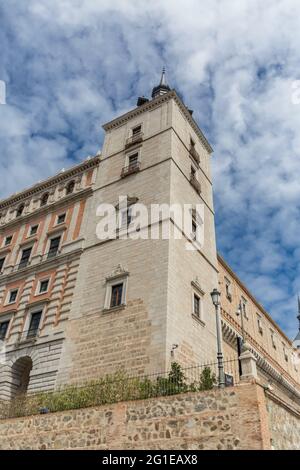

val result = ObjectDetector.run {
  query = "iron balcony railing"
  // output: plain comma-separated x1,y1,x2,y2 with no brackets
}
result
190,173,202,195
190,145,200,164
121,161,141,178
16,328,41,344
125,132,144,148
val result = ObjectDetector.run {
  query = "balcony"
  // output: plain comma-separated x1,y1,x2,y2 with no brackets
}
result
125,132,144,149
15,328,40,345
189,145,200,164
121,161,141,178
190,173,202,195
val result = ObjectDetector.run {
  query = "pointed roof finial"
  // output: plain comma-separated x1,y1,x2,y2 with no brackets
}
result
152,67,170,99
160,67,167,86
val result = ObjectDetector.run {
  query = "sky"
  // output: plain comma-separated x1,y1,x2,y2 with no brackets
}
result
0,0,300,339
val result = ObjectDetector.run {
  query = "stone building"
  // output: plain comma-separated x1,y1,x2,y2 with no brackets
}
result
0,72,299,404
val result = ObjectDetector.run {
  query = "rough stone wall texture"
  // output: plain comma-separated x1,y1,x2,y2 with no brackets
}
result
0,384,273,450
266,394,300,450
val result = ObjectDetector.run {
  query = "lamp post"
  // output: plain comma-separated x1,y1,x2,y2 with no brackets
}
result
210,288,225,388
236,300,246,345
236,300,246,377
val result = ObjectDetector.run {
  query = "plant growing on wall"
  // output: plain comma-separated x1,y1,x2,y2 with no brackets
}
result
198,366,217,391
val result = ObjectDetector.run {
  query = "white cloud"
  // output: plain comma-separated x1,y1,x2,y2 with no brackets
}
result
1,0,300,338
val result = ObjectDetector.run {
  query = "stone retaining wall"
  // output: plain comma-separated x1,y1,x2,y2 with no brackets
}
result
0,383,272,450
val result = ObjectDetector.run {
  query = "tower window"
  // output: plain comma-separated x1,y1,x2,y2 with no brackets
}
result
110,284,124,308
193,294,200,318
129,153,139,168
132,125,142,135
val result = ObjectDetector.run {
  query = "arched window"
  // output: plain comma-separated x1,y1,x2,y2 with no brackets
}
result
66,181,75,195
16,204,24,218
40,193,49,207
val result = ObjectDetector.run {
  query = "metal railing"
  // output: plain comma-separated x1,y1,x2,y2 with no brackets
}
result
0,359,240,419
125,132,144,148
121,161,141,178
15,328,41,344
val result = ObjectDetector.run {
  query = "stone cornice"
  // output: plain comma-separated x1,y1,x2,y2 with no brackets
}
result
0,248,83,286
0,156,100,210
102,90,213,154
0,187,93,234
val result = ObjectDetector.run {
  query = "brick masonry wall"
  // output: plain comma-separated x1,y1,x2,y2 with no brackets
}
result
266,393,300,450
0,383,274,450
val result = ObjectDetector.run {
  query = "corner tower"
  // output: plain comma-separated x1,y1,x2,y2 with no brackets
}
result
57,73,219,385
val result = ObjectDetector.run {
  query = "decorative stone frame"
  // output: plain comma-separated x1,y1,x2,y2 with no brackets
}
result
191,278,205,326
103,265,129,313
21,302,47,341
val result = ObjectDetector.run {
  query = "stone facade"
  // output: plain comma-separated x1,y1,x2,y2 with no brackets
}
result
0,85,299,414
0,158,99,398
0,383,279,450
266,393,300,450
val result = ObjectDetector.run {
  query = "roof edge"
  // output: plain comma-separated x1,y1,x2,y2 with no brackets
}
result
217,253,293,346
0,155,100,210
103,90,213,154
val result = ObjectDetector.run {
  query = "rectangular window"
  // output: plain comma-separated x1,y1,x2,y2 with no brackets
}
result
283,343,288,362
0,321,9,340
30,225,38,236
191,166,196,177
193,294,200,317
8,289,18,304
110,283,123,308
0,257,5,273
19,247,32,269
241,297,248,319
57,213,66,225
132,125,142,135
270,330,276,349
191,219,197,239
190,138,195,148
257,314,263,334
225,278,232,301
128,153,139,168
39,279,49,294
27,311,42,338
121,207,133,227
4,235,12,246
48,236,61,259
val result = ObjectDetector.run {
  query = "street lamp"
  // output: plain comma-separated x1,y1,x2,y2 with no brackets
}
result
236,300,246,377
210,288,225,388
236,300,246,345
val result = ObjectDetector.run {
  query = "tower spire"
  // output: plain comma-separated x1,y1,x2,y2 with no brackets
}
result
151,67,171,99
